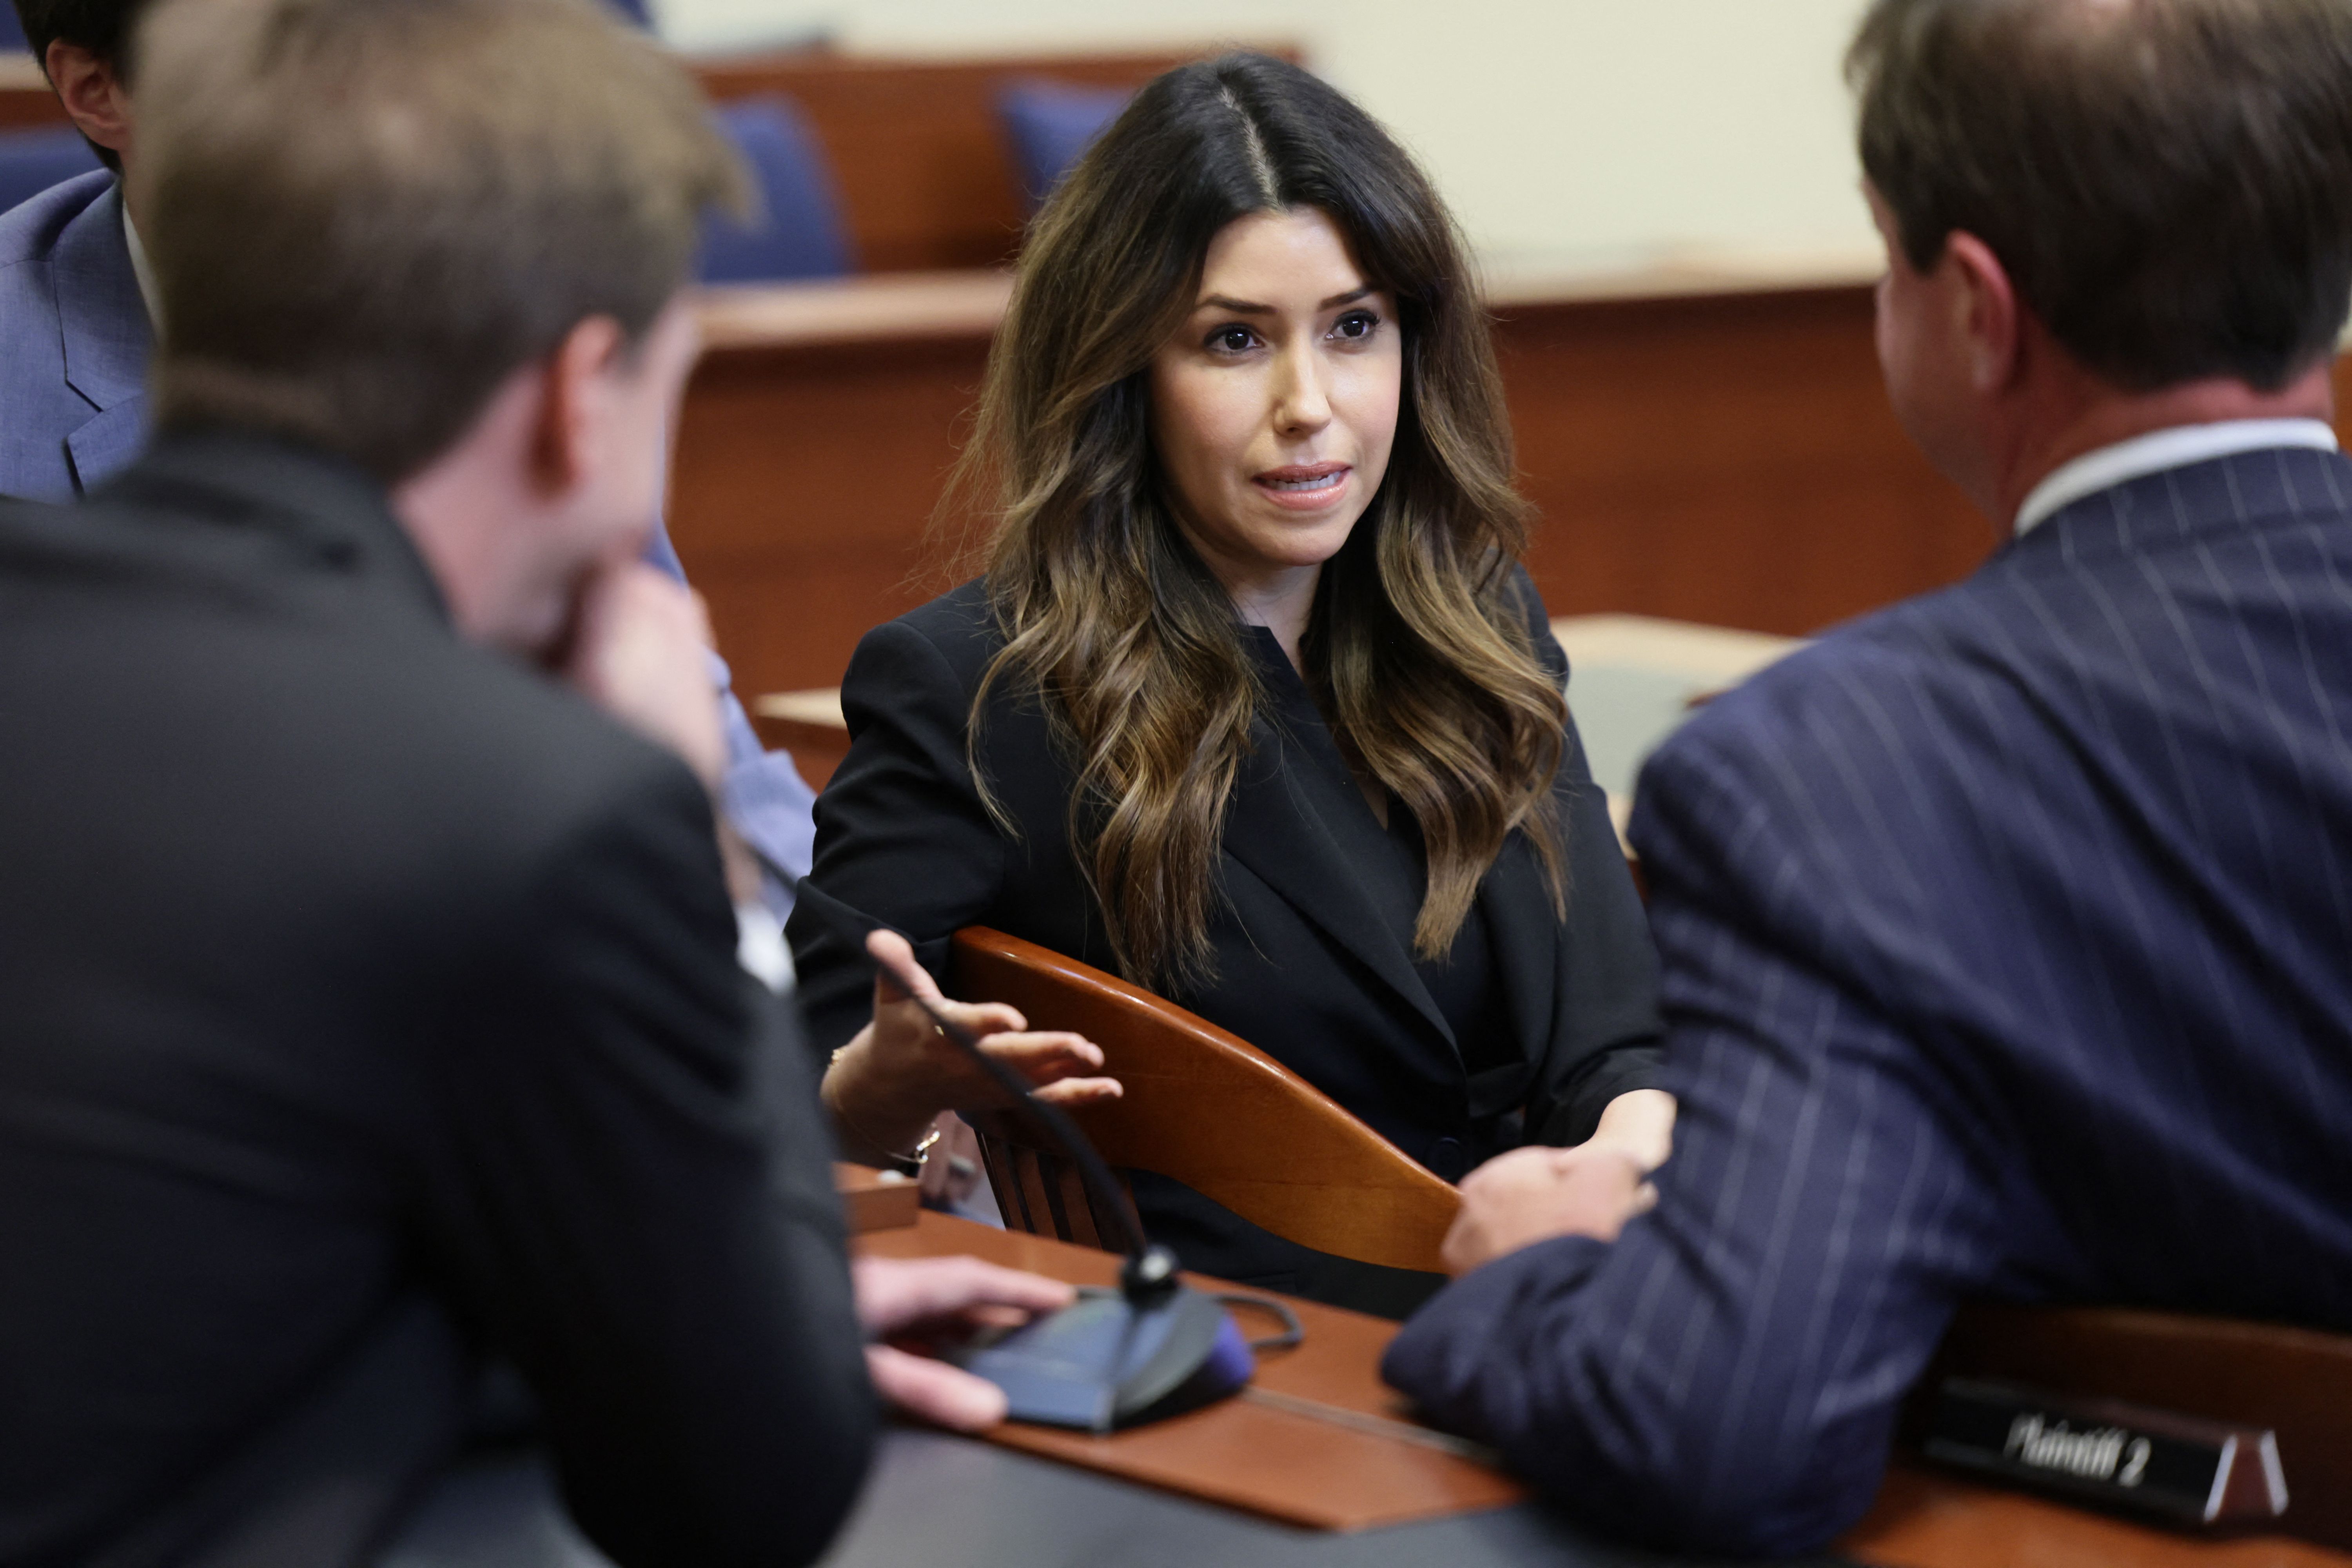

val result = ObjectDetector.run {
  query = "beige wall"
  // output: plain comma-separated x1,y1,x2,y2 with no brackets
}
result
659,0,1882,267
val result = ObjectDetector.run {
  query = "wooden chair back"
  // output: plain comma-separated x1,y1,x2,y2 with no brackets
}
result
1916,1303,2352,1549
947,927,1460,1274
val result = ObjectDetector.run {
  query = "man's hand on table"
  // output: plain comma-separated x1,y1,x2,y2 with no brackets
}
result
854,1256,1074,1432
1439,1143,1657,1276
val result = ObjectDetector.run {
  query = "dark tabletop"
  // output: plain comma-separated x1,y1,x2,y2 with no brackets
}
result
379,1427,1847,1568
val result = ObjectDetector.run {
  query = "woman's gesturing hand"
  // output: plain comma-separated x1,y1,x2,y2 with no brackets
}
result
822,927,1123,1162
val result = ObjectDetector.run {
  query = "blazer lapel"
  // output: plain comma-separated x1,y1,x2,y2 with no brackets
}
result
1218,666,1457,1052
52,181,153,493
66,399,147,493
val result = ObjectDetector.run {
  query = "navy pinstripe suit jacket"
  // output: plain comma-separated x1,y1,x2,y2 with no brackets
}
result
1384,445,2352,1555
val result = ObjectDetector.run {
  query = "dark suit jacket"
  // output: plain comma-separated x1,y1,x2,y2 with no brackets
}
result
789,573,1662,1312
0,433,874,1568
1385,446,2352,1555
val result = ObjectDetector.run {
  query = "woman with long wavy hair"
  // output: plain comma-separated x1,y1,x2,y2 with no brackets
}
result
788,51,1671,1315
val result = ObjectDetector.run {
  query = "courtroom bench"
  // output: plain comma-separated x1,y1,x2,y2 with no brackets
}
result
750,612,1806,827
677,258,2352,704
1,44,1281,271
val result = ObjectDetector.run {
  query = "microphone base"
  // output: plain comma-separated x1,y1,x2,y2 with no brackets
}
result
950,1284,1252,1433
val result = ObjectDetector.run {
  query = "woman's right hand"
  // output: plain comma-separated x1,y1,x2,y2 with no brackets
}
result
821,928,1123,1163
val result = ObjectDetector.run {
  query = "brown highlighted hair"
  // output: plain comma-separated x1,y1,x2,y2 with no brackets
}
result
952,51,1565,991
1849,0,2352,392
130,0,747,483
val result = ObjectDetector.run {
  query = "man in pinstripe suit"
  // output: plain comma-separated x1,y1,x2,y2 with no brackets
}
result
1384,0,2352,1553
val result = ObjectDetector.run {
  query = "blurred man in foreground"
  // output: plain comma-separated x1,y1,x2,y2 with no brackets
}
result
0,0,1071,1562
1386,0,2352,1553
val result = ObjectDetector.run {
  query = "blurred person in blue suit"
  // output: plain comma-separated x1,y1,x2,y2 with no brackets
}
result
0,0,817,907
1385,0,2352,1554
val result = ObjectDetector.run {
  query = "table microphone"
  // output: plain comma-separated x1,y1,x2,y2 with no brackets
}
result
764,863,1255,1434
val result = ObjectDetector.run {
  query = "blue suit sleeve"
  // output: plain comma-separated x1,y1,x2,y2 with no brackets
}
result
639,514,817,915
1382,714,2008,1557
718,678,817,915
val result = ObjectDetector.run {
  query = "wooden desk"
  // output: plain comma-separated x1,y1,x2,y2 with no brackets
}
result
860,1212,2352,1566
675,260,1918,699
834,1160,920,1232
857,1210,1522,1532
377,1205,2349,1567
676,274,1000,695
1491,258,1987,640
750,686,852,788
1849,1465,2352,1568
0,53,50,129
748,612,1806,813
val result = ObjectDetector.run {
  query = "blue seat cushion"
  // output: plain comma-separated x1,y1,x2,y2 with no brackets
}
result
699,94,852,284
0,125,105,222
998,78,1130,212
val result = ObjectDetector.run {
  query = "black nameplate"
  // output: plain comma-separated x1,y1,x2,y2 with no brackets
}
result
1924,1378,2288,1525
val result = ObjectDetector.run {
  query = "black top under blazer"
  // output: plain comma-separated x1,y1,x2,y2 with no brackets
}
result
789,570,1664,1312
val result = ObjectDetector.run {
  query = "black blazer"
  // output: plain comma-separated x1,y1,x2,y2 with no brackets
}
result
790,573,1662,1312
0,434,873,1568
